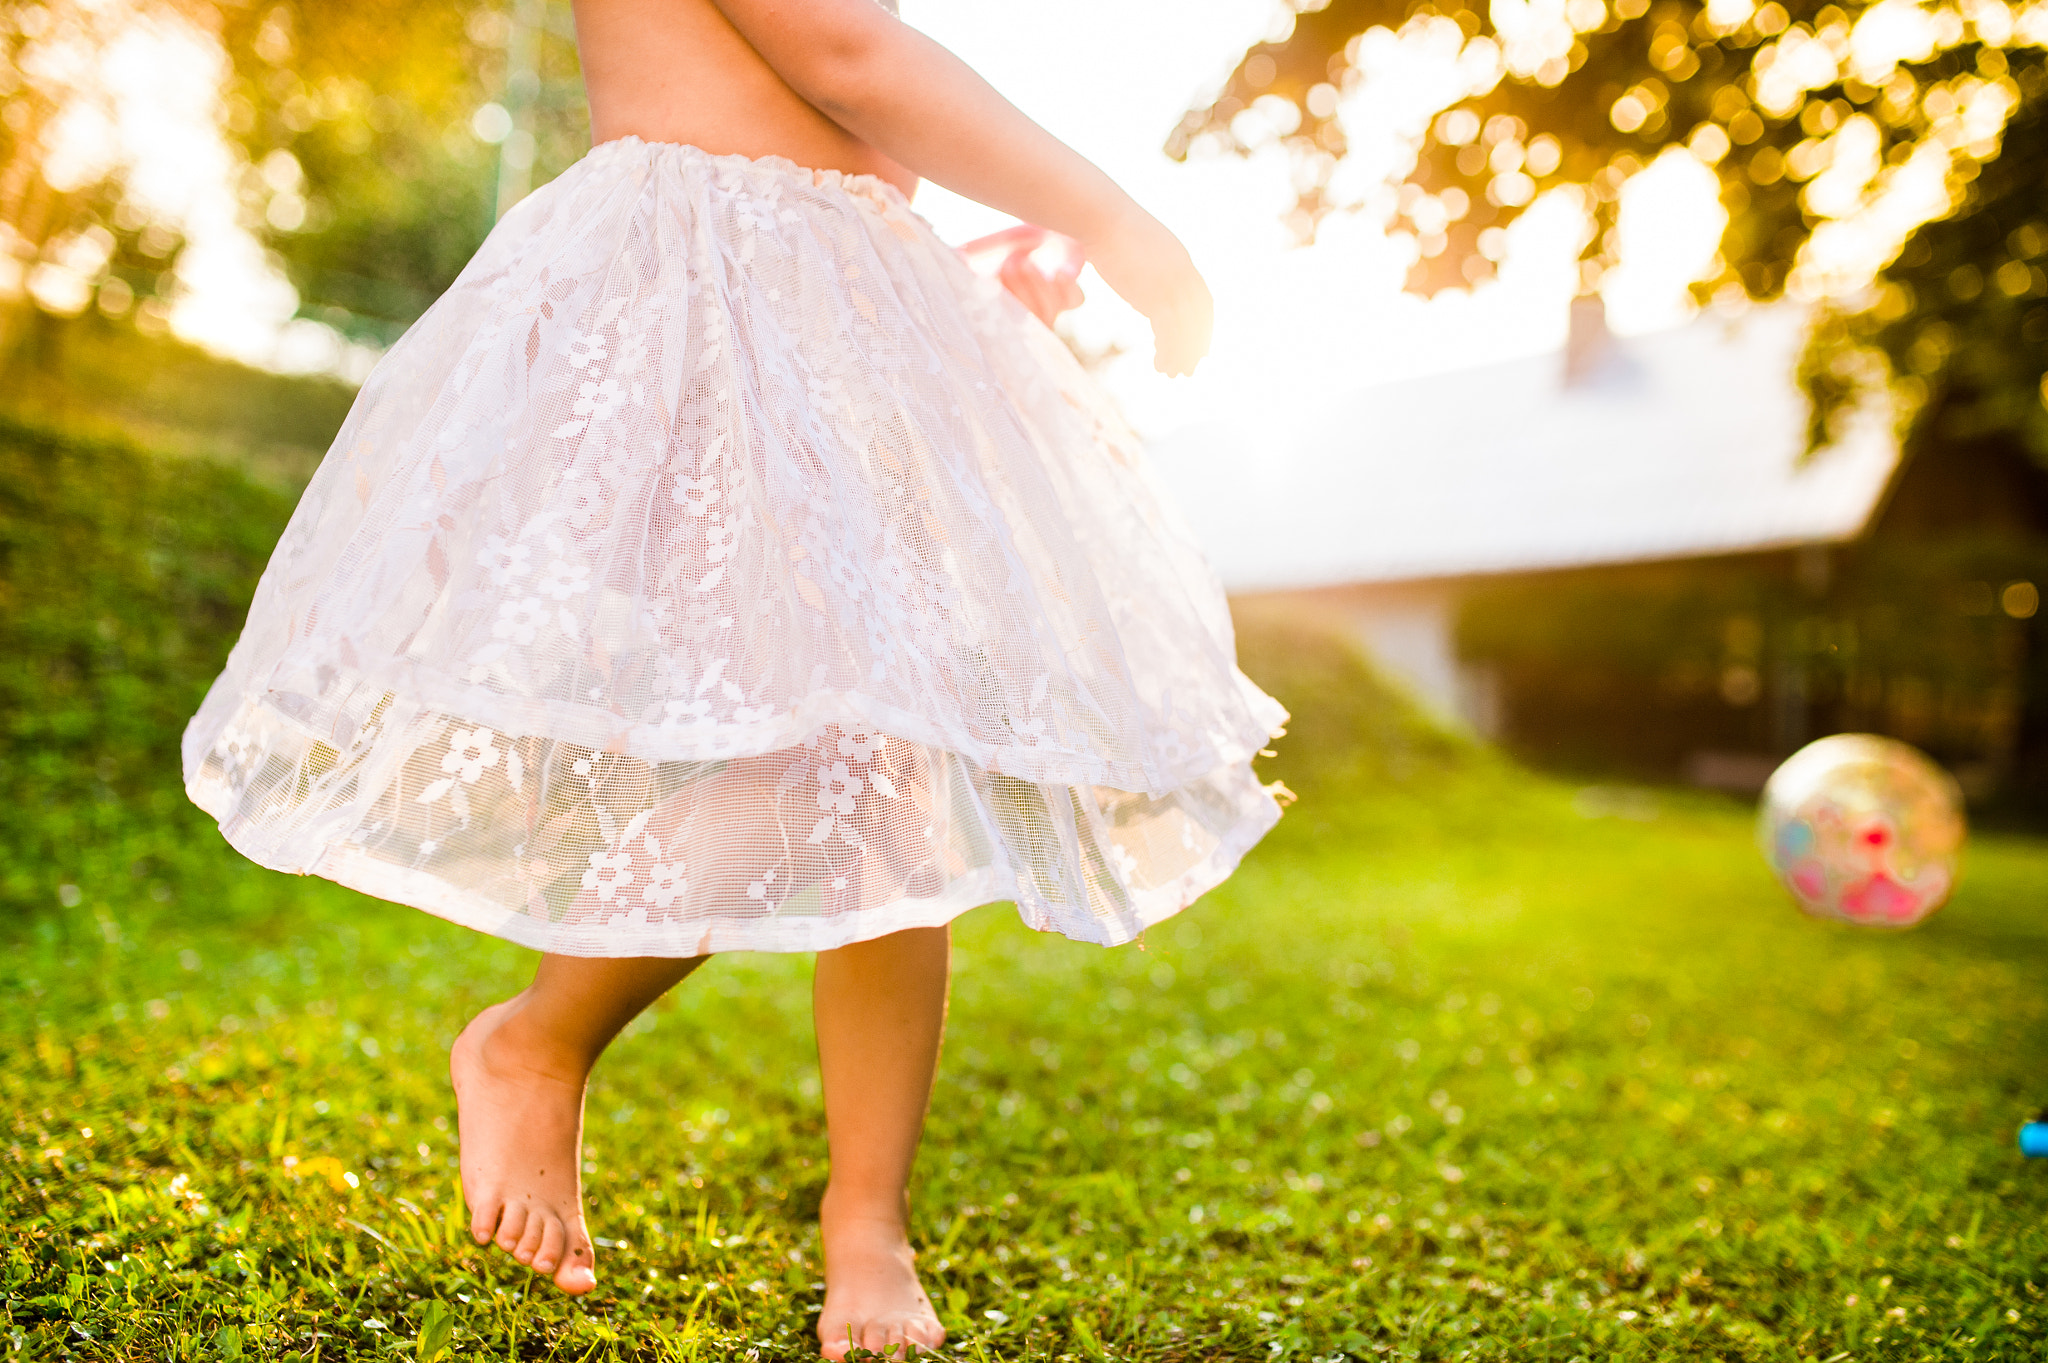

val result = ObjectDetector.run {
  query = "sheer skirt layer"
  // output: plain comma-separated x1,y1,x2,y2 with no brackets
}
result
188,706,1278,955
183,137,1285,955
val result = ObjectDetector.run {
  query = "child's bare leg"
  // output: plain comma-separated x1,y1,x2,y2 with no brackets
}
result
814,925,950,1359
452,953,707,1294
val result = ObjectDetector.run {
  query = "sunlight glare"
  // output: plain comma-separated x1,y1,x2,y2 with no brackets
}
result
1603,148,1727,332
1848,0,1944,85
16,1,373,377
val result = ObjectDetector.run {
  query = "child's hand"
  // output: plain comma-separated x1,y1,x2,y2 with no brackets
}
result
959,226,1085,328
1087,211,1214,377
996,247,1085,327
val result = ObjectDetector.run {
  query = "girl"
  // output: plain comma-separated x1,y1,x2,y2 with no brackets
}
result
183,0,1286,1354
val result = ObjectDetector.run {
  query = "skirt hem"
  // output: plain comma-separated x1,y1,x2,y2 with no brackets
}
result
222,663,1284,801
189,768,1280,956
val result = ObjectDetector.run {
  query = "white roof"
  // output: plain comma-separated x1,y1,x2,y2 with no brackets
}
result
1145,306,1901,593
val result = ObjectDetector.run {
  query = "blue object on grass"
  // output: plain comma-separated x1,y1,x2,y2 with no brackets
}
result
2020,1122,2048,1158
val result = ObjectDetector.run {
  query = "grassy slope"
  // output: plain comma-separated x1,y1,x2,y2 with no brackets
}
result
4,424,2048,1362
0,313,356,490
0,418,297,916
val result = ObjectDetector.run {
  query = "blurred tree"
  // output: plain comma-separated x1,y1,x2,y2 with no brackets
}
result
1171,0,2048,465
0,0,584,367
208,0,588,344
0,0,156,358
208,0,499,345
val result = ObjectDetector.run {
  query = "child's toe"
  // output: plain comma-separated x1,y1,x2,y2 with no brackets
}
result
513,1209,548,1264
556,1255,597,1294
557,1233,597,1292
494,1202,529,1251
467,1194,500,1244
825,1318,878,1360
532,1217,566,1274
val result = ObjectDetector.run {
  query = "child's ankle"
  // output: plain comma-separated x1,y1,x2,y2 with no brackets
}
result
480,1002,596,1086
818,1186,911,1232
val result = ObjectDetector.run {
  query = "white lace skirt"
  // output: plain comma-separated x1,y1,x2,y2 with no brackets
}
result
183,137,1287,956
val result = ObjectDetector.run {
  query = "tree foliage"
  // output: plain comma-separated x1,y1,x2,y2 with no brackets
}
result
0,0,585,354
0,0,179,330
209,0,501,342
1807,73,2048,460
1173,0,2048,464
210,0,588,342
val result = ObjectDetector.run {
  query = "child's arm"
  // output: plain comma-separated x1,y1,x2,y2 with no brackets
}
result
708,0,1212,375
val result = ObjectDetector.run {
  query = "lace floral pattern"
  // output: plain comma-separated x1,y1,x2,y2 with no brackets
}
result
184,138,1286,955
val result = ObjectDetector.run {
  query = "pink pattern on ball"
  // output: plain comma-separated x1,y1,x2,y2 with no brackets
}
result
1840,873,1922,923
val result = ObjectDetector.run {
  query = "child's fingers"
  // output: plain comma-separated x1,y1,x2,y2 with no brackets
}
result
1152,317,1210,376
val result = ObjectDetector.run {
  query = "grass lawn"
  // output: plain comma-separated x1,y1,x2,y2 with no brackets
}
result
6,420,2048,1361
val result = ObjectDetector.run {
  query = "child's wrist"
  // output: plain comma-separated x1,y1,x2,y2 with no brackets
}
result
1071,195,1153,255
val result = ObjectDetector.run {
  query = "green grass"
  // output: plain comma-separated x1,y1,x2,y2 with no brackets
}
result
6,422,2048,1362
0,416,298,918
0,311,355,490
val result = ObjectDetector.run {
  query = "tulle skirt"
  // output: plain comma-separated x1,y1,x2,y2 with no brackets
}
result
182,136,1286,956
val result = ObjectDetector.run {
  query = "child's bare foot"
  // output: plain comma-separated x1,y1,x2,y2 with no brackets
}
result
816,1201,945,1359
451,997,599,1295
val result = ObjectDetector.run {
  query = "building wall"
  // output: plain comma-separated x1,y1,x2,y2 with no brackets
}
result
1240,532,2044,806
1235,580,1501,737
1451,543,2043,797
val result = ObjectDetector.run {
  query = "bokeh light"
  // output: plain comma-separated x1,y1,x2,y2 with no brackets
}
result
10,0,2043,419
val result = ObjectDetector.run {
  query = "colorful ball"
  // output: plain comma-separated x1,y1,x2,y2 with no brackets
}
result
1757,734,1965,928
